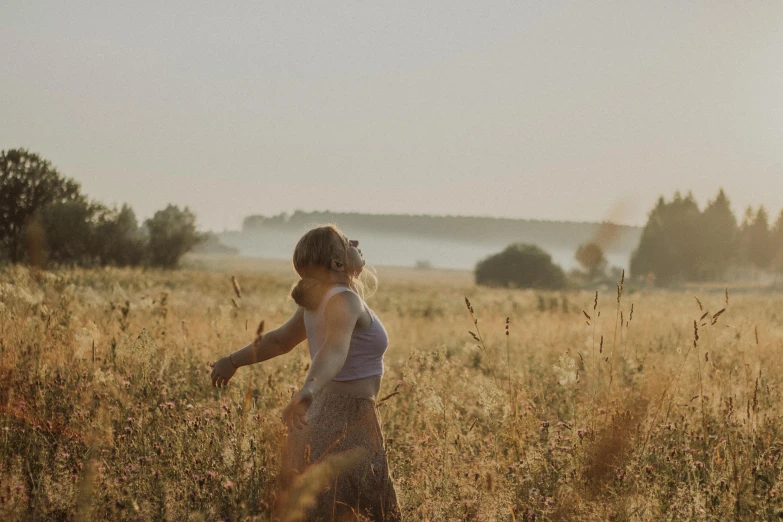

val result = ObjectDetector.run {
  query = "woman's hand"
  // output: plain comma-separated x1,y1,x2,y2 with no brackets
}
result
282,388,314,430
210,356,237,388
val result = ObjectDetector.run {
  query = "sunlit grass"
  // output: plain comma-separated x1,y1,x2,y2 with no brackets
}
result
1,262,782,520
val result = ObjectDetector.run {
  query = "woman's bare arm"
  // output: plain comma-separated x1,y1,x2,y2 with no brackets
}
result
231,307,307,366
300,293,360,394
282,292,361,427
211,307,307,387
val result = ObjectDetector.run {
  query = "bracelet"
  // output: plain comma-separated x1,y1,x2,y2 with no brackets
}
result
228,353,238,369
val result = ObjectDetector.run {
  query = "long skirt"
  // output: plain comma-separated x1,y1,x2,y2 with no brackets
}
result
275,392,401,522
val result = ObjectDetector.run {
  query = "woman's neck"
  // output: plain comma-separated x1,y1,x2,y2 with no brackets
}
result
326,272,351,287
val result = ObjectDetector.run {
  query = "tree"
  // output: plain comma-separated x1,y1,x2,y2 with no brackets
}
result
92,204,147,266
631,193,702,284
740,206,773,269
699,189,738,279
0,148,83,262
475,244,567,289
38,199,99,265
769,209,783,273
575,242,607,279
145,205,203,268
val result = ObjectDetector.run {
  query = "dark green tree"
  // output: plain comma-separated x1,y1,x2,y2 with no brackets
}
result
740,206,773,269
630,196,666,281
699,189,738,279
0,148,83,262
93,204,147,266
475,244,567,289
145,205,203,268
771,210,783,273
631,192,702,284
38,199,100,265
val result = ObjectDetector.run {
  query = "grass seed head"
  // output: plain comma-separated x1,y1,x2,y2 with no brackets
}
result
231,275,242,299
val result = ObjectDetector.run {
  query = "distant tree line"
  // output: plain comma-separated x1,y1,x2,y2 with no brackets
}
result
0,148,203,269
631,190,783,284
243,210,641,252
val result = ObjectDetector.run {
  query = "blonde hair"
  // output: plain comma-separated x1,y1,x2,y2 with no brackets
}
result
290,224,376,310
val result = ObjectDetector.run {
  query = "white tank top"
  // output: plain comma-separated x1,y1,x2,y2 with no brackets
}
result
302,285,389,381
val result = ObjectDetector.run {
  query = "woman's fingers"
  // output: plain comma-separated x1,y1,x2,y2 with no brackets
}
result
210,367,233,388
281,405,292,426
289,403,309,429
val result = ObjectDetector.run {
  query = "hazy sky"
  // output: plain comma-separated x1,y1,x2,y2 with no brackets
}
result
2,1,782,231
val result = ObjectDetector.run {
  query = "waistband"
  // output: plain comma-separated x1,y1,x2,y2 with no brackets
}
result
316,390,377,402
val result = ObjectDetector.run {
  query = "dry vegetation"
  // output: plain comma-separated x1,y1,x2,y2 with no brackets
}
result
1,259,783,521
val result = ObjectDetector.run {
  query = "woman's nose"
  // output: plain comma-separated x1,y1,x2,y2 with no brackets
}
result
349,240,359,248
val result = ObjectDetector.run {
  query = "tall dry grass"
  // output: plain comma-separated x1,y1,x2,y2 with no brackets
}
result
1,262,782,520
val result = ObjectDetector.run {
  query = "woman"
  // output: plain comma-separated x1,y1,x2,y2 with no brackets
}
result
210,225,401,521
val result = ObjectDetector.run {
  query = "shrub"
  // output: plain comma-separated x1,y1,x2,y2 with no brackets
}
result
145,205,204,268
475,243,567,289
575,242,607,279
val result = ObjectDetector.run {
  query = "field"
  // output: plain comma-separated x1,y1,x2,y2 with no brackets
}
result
1,257,783,521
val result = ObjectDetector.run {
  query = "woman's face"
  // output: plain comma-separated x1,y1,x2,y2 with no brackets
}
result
339,233,365,276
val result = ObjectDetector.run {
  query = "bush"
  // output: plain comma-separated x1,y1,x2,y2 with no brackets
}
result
145,205,204,268
37,199,98,266
92,204,148,266
475,244,567,289
575,242,607,279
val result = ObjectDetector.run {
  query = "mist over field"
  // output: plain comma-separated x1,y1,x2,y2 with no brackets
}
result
217,212,642,271
219,229,631,271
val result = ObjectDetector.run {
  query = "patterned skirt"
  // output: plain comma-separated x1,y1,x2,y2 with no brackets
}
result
276,392,401,522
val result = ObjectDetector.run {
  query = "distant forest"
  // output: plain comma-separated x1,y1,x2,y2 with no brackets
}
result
242,211,641,253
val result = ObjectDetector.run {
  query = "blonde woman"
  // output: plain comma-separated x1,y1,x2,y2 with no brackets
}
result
210,225,401,521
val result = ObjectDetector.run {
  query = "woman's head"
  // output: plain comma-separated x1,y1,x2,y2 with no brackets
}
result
290,225,372,309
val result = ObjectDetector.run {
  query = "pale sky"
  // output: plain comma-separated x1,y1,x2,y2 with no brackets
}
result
2,1,782,231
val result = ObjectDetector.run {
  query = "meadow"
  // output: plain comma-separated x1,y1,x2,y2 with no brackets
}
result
1,257,782,521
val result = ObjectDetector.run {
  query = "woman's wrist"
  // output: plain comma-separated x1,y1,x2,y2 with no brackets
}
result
301,378,318,395
228,353,239,369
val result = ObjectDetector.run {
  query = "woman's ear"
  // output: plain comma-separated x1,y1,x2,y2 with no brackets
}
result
331,259,344,272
